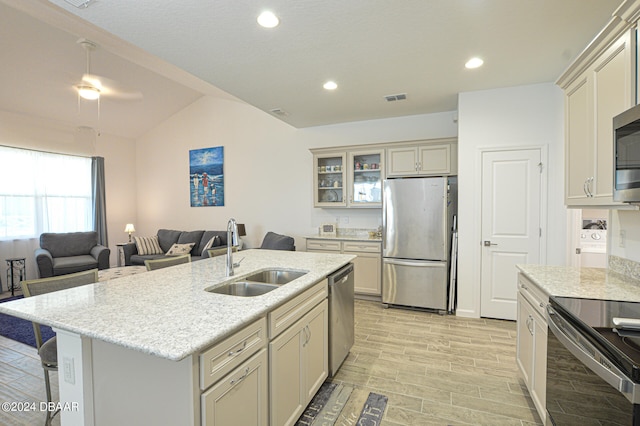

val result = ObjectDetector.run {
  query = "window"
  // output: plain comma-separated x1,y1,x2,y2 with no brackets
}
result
0,146,92,239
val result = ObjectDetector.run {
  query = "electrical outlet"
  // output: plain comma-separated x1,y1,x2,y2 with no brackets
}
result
63,356,75,384
620,230,626,248
340,217,349,224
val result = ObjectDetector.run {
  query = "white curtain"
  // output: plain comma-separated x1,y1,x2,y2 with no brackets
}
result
0,146,92,239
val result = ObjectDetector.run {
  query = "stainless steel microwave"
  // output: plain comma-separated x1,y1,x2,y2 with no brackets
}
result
614,103,640,203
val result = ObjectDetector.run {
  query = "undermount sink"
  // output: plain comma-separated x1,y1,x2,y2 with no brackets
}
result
208,282,279,297
243,269,307,285
206,269,308,297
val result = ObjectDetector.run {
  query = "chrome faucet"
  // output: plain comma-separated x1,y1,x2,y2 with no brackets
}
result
226,218,239,276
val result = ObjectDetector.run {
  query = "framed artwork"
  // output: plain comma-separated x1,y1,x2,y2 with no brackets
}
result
319,223,337,237
189,146,224,207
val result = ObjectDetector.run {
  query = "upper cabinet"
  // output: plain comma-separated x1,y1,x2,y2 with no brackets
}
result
561,28,635,207
314,152,347,207
348,150,383,208
387,142,457,177
313,149,384,208
311,138,457,209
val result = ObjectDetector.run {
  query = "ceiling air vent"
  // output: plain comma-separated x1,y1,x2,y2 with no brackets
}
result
384,93,407,102
270,108,289,117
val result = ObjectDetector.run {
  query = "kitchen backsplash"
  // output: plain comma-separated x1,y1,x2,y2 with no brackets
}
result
322,227,381,239
609,255,640,282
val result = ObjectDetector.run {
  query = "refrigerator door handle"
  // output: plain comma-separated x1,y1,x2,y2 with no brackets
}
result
383,258,445,267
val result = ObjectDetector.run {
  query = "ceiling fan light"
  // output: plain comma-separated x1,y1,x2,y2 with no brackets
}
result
78,85,100,100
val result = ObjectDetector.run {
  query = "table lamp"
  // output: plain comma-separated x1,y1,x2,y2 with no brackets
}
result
124,223,136,242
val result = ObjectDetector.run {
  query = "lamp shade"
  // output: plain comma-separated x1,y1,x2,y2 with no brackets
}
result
236,224,246,237
124,224,135,233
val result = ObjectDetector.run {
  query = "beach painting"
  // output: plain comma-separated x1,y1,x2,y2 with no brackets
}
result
189,146,224,207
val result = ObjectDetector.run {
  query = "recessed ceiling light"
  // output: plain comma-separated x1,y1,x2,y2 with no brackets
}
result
257,11,279,28
465,57,484,69
323,81,338,90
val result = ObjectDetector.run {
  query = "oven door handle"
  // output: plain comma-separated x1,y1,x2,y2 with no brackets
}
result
547,305,636,402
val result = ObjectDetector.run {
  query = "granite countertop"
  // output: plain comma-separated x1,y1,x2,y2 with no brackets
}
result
517,264,640,301
0,250,355,361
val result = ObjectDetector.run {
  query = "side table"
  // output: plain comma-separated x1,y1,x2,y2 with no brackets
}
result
116,243,128,267
6,257,26,296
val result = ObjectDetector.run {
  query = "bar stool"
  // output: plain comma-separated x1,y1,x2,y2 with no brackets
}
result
6,257,26,296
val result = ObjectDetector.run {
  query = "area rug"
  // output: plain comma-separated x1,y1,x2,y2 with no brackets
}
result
296,381,388,425
0,295,54,347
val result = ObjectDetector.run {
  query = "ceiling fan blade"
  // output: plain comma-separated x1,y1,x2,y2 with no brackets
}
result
82,73,143,101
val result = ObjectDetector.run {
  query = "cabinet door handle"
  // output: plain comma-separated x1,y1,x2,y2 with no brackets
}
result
583,179,589,197
229,367,250,386
228,341,247,357
586,177,594,197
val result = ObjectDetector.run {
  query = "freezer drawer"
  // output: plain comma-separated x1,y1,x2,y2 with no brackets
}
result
382,258,448,310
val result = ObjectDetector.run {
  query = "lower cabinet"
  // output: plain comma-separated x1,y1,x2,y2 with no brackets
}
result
516,274,548,424
201,349,268,426
307,239,381,296
270,299,328,426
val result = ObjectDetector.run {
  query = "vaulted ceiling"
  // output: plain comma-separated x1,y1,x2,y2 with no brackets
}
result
0,0,622,138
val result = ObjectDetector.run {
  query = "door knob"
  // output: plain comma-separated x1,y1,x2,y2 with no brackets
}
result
483,241,497,246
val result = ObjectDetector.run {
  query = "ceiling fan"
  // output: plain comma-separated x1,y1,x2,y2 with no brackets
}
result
76,38,143,102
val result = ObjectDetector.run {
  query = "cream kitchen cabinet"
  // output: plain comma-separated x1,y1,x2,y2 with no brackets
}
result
386,141,457,177
270,299,328,426
201,349,268,426
306,239,381,296
563,29,634,207
516,273,548,424
313,149,383,208
314,152,347,207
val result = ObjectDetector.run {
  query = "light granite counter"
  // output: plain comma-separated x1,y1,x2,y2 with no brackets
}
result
0,249,354,361
517,264,640,301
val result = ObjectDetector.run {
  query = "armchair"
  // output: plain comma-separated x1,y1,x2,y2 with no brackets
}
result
35,231,110,278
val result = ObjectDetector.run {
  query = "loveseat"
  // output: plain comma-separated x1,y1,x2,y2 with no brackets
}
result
123,229,228,266
35,231,110,278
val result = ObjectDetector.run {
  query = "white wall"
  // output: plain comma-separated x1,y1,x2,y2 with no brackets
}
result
134,96,458,249
0,110,136,277
457,83,567,318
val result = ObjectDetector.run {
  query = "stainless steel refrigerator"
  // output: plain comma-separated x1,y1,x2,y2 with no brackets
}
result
382,177,457,311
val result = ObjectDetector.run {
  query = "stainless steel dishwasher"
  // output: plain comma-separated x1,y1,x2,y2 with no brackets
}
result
328,262,354,377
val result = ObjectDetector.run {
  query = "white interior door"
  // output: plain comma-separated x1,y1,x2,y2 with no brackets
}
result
481,149,541,320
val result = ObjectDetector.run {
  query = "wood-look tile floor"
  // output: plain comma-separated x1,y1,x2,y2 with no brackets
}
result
330,300,542,425
0,299,540,425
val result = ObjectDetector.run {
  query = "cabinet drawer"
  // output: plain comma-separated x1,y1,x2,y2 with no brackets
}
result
518,274,549,319
343,241,381,253
200,317,267,390
269,280,327,339
201,349,268,426
306,240,341,251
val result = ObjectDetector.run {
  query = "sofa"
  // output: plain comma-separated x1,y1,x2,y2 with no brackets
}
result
35,231,111,278
123,229,228,266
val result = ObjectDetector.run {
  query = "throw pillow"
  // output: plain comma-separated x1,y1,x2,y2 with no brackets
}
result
202,235,220,252
166,243,195,256
135,236,163,255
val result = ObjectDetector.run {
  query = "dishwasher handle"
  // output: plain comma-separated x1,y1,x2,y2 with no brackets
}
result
329,263,353,284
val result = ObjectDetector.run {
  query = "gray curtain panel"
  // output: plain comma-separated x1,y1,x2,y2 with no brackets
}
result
92,156,108,246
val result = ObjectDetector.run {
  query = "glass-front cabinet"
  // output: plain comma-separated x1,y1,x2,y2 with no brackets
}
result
312,150,383,208
348,150,383,208
314,152,346,207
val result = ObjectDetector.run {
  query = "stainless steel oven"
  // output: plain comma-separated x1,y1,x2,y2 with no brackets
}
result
546,297,640,425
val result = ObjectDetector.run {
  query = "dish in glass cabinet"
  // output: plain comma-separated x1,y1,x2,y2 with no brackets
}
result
321,190,338,202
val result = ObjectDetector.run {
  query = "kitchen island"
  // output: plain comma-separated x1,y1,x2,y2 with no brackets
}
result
0,249,355,426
